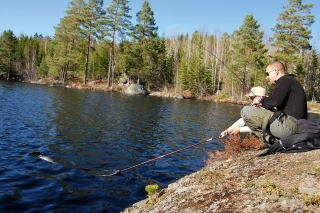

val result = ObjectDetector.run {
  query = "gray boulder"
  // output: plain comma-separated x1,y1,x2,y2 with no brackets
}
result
149,91,162,97
50,82,65,87
124,84,149,95
164,92,184,99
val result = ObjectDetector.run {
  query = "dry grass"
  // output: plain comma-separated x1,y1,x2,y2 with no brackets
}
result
307,101,320,113
303,194,320,207
205,134,263,164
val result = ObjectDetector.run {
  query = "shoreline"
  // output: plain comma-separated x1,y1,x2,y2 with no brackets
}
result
27,79,320,114
122,149,320,213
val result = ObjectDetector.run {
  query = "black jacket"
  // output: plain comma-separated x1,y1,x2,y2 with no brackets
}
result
261,74,307,120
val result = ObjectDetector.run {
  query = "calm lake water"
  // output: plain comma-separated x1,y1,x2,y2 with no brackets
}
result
0,81,319,212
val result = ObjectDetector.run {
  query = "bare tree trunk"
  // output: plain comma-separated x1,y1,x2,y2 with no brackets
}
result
232,80,234,101
241,68,246,101
171,37,180,93
25,45,30,80
111,59,115,87
92,54,95,78
312,67,319,101
107,51,111,87
217,39,224,91
213,37,218,92
62,61,69,83
83,34,91,84
31,47,36,80
6,69,10,81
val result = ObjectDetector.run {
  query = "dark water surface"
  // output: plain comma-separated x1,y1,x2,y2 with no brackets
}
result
0,81,319,212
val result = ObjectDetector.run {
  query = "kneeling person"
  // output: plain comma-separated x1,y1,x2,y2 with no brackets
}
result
220,86,267,138
241,61,307,146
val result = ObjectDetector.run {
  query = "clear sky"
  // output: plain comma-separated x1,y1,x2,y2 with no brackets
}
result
1,0,319,45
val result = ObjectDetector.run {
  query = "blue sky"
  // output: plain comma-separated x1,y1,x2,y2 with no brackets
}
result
1,0,319,45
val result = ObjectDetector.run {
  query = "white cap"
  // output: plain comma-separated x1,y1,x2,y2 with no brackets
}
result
245,86,266,97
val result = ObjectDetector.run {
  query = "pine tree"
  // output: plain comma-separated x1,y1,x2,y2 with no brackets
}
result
158,36,174,88
54,14,82,82
103,0,132,87
64,0,105,84
16,35,39,80
166,34,187,93
0,30,18,80
177,38,189,92
305,49,319,101
227,14,267,100
148,36,168,89
271,0,314,73
188,32,210,96
36,36,52,78
134,1,158,39
129,0,159,87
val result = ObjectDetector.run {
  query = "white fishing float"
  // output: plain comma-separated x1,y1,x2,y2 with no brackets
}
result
38,155,55,164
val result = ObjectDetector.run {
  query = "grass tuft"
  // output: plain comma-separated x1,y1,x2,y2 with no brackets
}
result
303,194,320,206
261,180,284,197
145,183,160,204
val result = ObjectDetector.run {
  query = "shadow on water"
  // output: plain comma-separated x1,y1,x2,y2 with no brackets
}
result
1,81,317,212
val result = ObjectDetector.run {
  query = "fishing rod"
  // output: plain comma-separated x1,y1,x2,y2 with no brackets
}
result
101,37,259,177
103,37,257,177
105,136,219,176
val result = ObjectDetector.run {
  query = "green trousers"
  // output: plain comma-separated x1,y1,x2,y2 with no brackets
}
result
240,106,298,141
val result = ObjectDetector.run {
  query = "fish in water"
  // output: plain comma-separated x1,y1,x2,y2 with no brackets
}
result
38,155,55,164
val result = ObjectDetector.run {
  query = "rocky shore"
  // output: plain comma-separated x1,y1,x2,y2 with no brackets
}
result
42,79,320,110
122,149,320,213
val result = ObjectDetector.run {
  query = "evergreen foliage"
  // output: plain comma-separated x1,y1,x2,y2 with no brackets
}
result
124,0,162,88
53,15,82,82
0,0,319,101
271,0,314,73
104,0,132,86
227,14,268,101
0,30,18,80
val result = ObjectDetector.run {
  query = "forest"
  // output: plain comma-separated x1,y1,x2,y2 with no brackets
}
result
0,0,319,101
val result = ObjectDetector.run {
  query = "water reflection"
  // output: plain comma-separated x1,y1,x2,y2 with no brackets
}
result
0,80,319,212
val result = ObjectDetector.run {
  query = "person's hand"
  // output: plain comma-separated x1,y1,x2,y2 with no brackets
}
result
219,130,229,138
230,127,240,135
252,96,262,107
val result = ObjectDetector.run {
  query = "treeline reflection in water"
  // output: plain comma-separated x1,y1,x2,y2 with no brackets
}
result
0,81,319,212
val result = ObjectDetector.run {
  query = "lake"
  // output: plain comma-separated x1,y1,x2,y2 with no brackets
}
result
0,81,318,212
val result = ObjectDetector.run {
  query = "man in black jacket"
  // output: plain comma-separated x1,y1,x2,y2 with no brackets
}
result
240,61,307,146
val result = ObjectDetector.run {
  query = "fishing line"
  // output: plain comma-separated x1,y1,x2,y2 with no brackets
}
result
99,136,219,176
38,36,256,178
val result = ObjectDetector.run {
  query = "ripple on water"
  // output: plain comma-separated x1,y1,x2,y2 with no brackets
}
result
0,81,242,212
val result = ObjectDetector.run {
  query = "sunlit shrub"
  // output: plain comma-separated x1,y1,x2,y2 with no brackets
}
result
205,134,263,165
